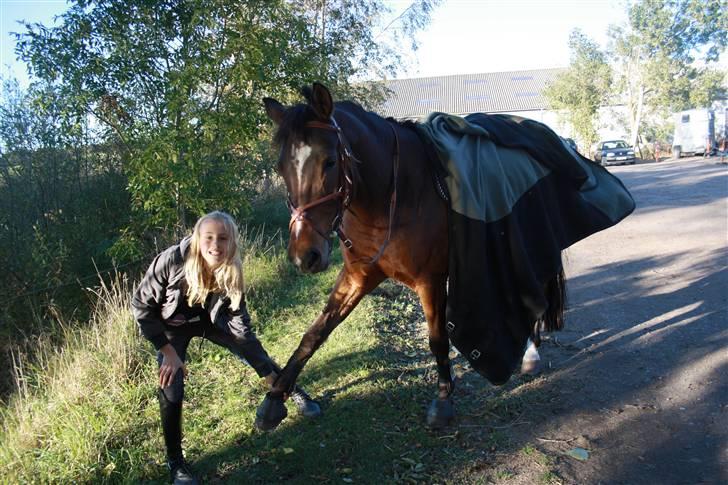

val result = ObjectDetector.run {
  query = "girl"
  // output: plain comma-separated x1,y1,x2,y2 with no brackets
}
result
132,211,320,484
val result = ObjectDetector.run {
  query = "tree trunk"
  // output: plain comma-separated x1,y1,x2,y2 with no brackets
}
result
631,85,645,152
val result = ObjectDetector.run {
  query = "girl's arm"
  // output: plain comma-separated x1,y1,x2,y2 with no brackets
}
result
227,301,276,378
131,250,172,350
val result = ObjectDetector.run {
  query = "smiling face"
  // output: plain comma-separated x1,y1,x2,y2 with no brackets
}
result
198,218,231,269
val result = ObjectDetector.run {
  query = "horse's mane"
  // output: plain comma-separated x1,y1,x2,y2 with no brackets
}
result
337,100,412,131
272,97,399,145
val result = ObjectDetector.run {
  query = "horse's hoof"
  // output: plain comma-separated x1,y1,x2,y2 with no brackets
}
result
255,393,288,431
426,398,455,428
520,358,543,376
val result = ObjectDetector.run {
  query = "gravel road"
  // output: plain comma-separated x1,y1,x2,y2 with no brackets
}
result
481,156,727,484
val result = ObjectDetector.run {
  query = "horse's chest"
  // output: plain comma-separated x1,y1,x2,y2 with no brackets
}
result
379,238,447,285
344,204,448,282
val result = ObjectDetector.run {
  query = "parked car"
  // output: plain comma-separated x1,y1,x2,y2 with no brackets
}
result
593,140,636,165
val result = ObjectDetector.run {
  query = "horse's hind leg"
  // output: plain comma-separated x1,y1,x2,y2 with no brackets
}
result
521,269,566,375
520,338,543,375
416,276,455,428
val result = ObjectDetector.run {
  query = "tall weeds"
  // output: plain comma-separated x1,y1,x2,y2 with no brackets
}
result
0,273,156,482
0,224,286,482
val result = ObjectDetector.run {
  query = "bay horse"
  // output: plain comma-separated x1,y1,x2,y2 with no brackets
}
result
256,82,546,430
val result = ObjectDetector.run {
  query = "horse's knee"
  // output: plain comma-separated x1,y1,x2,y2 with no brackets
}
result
428,335,449,358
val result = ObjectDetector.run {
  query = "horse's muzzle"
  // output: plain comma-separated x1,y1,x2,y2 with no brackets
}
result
301,247,323,273
290,241,330,274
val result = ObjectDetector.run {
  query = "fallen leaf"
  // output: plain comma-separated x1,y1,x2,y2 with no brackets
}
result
565,447,590,461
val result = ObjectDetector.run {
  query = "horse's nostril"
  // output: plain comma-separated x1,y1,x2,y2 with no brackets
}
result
302,249,321,271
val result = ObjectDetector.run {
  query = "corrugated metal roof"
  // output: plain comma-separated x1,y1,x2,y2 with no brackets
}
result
380,67,565,120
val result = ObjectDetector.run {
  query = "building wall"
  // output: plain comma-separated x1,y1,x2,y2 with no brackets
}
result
379,69,634,158
500,105,633,156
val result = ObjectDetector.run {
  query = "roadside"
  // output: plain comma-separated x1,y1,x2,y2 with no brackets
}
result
3,157,723,484
446,155,727,484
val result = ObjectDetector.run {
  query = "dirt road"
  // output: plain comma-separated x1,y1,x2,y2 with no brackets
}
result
474,156,727,484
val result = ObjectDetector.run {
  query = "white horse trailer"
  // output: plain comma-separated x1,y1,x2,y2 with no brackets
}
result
672,108,715,158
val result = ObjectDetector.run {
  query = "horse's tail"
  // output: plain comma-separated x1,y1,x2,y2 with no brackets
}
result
535,266,567,344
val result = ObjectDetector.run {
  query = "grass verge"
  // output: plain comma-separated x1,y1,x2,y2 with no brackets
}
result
1,197,555,483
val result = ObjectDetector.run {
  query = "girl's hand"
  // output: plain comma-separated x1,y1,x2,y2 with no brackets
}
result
159,344,187,388
264,371,289,400
264,371,278,388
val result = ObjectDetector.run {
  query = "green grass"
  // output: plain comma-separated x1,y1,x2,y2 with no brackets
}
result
494,469,515,481
0,197,549,483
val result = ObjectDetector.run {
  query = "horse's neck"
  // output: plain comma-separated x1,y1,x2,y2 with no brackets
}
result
338,110,398,216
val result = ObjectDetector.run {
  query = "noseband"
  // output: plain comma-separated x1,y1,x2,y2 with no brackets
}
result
287,116,400,264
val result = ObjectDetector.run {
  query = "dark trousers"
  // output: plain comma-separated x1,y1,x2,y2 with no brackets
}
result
157,320,274,403
156,320,274,461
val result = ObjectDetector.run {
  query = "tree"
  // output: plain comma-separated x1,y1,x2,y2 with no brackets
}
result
543,30,613,151
15,0,441,253
0,77,129,322
608,0,727,150
17,1,312,240
289,0,441,103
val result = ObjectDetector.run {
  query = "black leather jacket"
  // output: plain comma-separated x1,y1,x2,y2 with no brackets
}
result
131,237,272,375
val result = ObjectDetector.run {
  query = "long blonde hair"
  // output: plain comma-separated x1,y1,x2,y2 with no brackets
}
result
184,211,244,310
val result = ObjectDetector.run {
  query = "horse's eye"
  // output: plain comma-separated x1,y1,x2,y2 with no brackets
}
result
323,158,336,170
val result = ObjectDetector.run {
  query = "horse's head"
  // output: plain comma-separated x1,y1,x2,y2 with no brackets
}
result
264,83,352,273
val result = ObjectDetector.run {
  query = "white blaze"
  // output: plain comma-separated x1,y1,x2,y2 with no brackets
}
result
291,142,312,238
291,142,312,193
293,219,304,238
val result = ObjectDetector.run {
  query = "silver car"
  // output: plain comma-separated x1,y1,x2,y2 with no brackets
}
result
594,140,636,165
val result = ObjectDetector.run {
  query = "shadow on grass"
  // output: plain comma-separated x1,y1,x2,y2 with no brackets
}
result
151,245,726,485
130,171,726,484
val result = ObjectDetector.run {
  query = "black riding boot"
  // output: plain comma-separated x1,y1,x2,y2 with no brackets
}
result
290,386,322,418
158,390,199,485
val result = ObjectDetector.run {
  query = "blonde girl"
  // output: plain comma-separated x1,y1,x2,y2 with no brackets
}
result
132,211,320,485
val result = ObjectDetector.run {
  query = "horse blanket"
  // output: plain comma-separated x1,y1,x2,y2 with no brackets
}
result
416,113,635,384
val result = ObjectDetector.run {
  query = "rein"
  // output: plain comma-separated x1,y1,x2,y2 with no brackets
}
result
287,117,400,265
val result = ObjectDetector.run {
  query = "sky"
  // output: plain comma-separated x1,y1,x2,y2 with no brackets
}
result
1,0,68,84
0,0,634,86
390,0,628,78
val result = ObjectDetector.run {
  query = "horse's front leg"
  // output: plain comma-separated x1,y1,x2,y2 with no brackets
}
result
416,276,455,428
255,266,384,431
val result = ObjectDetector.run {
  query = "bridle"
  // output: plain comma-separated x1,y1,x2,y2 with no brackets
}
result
287,117,354,250
286,116,400,265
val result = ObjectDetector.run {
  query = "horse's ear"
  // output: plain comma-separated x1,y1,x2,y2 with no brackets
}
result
310,82,334,120
263,97,286,126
